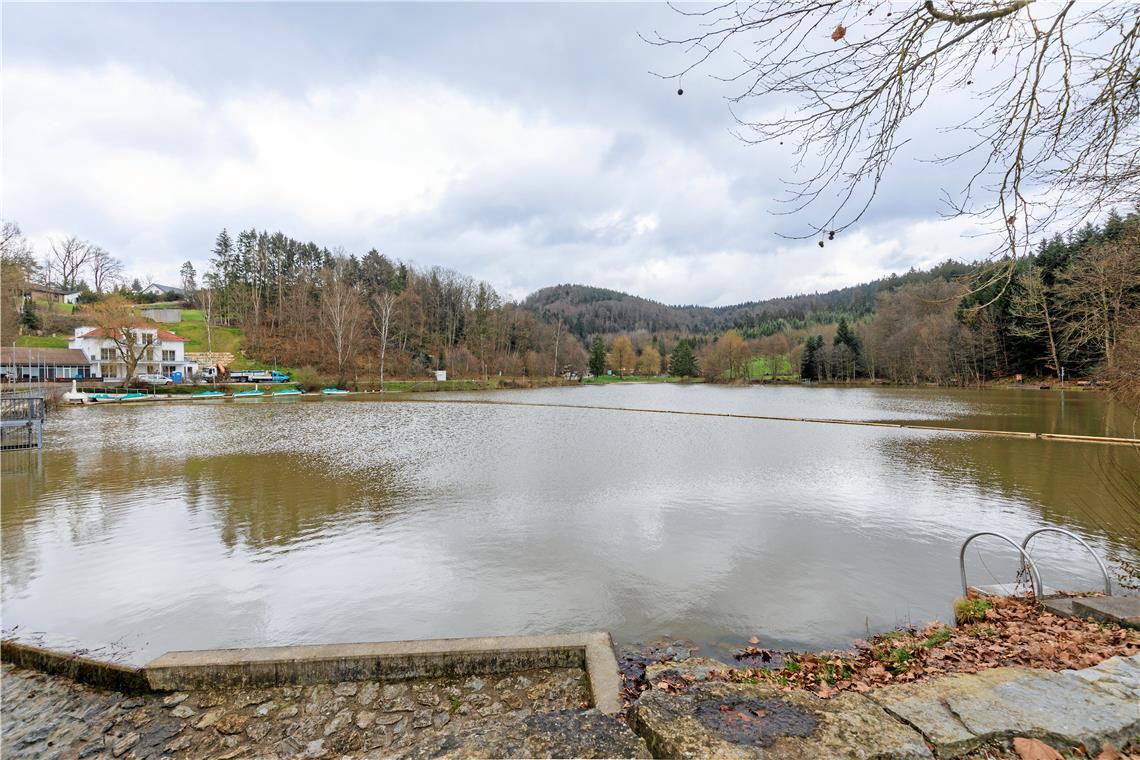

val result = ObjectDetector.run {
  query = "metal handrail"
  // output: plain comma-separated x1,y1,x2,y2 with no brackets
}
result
959,531,1044,597
1019,527,1112,596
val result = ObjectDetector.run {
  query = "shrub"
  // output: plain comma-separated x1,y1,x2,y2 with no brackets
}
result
922,627,953,648
291,365,324,392
954,596,993,625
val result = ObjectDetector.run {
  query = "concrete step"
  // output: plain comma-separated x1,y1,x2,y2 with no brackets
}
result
1041,597,1077,617
1071,597,1140,628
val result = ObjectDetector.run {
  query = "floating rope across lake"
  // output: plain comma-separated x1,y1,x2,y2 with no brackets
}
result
385,396,1140,447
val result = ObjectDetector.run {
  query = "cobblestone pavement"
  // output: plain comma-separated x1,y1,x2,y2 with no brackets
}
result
1,662,591,759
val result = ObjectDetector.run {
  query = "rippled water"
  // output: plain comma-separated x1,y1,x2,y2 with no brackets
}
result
2,385,1137,664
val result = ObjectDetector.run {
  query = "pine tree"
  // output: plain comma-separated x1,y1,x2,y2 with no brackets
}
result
834,317,854,347
20,300,40,331
669,339,699,377
588,336,607,377
832,317,862,379
800,335,823,380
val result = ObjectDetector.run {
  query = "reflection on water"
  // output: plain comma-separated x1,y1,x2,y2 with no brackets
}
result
1,385,1137,664
183,454,402,549
892,436,1140,556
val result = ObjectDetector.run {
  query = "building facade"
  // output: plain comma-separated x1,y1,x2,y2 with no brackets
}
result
24,285,82,305
0,348,93,381
68,325,198,381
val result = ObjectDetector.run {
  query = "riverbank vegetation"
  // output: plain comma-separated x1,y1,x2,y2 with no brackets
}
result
3,211,1137,389
623,594,1138,707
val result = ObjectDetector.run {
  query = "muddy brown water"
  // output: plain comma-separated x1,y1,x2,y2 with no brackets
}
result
1,384,1137,664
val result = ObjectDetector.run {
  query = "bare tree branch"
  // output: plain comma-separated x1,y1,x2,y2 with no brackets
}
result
650,1,1140,253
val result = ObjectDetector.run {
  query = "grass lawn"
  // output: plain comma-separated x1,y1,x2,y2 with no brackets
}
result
156,317,243,358
582,374,702,384
34,300,76,314
748,356,796,379
14,335,69,348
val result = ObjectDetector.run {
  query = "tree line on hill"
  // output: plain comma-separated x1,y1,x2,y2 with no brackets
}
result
2,209,1136,386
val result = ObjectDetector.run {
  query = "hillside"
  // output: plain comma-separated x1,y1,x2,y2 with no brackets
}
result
523,259,980,338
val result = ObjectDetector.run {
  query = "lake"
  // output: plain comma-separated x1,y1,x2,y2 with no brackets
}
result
2,384,1137,664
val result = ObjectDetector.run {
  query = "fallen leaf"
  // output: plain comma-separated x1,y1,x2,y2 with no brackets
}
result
1013,737,1063,760
749,636,760,644
1096,742,1123,760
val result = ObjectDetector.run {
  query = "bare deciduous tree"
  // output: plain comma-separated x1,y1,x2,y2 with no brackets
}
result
1,221,38,338
648,1,1139,253
319,256,367,386
91,295,153,382
1008,264,1063,375
371,290,396,391
200,272,218,356
1056,228,1140,371
46,236,92,290
551,316,565,377
609,335,636,377
89,247,124,294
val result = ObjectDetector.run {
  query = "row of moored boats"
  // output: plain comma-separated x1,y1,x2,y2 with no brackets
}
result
189,388,349,399
71,386,351,403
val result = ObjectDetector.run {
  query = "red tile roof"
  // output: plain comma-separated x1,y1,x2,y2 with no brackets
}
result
76,327,188,342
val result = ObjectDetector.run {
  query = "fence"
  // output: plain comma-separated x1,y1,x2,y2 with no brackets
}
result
0,394,45,451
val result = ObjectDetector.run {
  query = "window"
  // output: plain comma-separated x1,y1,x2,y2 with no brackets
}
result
100,348,117,362
162,350,176,362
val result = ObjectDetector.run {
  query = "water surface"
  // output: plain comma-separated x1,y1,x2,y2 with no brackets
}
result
2,385,1137,663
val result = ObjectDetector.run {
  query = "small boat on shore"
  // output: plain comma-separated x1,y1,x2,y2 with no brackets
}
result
233,389,264,398
191,390,225,399
320,388,349,395
89,392,148,403
272,388,303,397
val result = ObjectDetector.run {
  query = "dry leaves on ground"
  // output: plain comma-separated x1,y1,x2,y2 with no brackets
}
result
619,595,1137,709
1012,737,1062,760
723,594,1138,698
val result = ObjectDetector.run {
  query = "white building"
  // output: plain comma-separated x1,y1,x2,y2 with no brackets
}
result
68,325,198,381
140,283,185,299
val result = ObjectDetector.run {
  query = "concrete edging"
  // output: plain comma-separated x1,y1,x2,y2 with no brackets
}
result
144,631,623,714
4,632,623,715
0,640,150,694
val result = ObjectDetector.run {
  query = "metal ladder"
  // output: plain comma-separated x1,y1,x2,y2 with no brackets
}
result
959,527,1113,597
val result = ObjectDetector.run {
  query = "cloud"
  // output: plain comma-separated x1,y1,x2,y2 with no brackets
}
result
2,3,1001,305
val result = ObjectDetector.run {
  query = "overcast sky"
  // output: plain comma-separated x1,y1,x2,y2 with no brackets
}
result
3,2,998,306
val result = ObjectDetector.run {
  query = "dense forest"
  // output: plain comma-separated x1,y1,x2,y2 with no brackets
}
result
524,259,978,339
2,209,1137,386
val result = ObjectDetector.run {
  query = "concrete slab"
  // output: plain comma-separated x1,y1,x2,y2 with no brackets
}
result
869,665,1140,757
143,632,623,715
1065,654,1140,701
1071,597,1140,627
632,681,932,759
643,657,735,688
0,640,149,693
1040,597,1077,617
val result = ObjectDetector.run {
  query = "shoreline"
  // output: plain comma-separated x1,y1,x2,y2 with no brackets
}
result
3,596,1137,759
